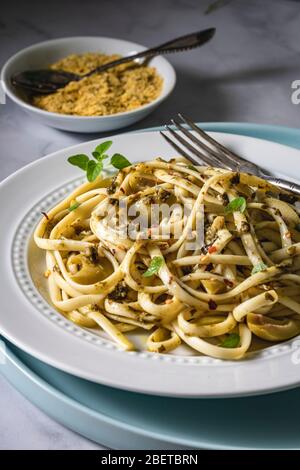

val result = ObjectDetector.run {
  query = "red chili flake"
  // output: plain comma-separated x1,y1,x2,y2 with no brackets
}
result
208,245,217,254
224,279,234,288
41,211,49,220
208,299,217,310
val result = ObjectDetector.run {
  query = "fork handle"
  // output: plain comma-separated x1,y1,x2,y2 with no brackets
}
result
264,176,300,196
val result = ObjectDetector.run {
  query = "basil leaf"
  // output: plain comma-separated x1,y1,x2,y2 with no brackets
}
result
111,154,131,170
87,160,103,182
68,201,81,212
143,256,164,277
94,140,113,157
251,262,267,275
221,333,240,348
225,197,247,214
68,154,89,171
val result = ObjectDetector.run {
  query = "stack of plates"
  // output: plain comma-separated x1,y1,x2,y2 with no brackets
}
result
1,123,300,449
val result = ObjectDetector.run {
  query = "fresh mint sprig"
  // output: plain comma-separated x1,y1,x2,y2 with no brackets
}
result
68,140,130,182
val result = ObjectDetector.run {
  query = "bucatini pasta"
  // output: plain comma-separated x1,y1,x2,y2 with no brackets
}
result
34,156,300,359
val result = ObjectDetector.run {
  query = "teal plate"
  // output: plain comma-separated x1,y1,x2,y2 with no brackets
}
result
1,122,300,450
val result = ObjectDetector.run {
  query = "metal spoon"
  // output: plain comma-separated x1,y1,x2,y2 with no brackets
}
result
11,28,216,95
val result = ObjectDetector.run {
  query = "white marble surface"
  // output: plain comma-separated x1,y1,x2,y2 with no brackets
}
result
1,0,300,450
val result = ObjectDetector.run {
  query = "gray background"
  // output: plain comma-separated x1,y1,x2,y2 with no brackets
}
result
0,0,300,449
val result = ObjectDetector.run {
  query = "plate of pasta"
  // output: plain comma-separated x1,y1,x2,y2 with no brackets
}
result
2,128,300,397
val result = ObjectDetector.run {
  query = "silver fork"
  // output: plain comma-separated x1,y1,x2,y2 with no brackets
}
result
160,114,300,196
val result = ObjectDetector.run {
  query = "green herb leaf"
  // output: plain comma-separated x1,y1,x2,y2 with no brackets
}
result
94,140,113,157
68,201,81,212
68,154,89,171
92,151,101,161
92,151,110,162
111,154,131,170
225,197,247,215
143,256,164,278
86,160,103,182
221,333,240,348
67,140,130,181
251,262,267,275
187,164,197,171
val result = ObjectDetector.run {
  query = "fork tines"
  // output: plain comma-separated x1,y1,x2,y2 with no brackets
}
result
160,113,246,171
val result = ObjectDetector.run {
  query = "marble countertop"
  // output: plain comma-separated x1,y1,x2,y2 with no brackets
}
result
1,0,300,449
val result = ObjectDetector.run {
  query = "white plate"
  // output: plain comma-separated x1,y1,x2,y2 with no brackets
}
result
1,37,176,133
2,130,300,398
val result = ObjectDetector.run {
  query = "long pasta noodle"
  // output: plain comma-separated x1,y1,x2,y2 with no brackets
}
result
34,157,300,359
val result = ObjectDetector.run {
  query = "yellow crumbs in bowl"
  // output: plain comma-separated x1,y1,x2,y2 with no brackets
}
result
32,53,163,116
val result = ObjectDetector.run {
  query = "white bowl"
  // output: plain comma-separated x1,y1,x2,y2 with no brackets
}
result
1,36,176,133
